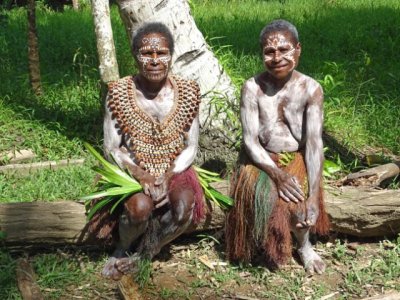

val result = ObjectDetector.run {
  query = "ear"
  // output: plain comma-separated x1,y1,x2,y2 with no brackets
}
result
296,42,302,55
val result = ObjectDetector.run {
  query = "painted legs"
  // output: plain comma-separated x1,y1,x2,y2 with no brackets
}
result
292,227,326,274
102,188,194,280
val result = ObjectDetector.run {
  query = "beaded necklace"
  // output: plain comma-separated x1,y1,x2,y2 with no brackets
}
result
107,75,200,177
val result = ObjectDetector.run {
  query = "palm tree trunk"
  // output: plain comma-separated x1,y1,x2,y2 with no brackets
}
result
90,0,120,98
27,0,42,96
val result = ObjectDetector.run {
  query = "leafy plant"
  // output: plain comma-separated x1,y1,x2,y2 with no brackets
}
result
80,143,142,220
193,165,233,209
81,143,233,220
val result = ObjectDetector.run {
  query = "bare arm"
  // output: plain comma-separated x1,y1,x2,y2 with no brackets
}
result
172,116,199,173
103,103,132,169
241,81,304,203
241,83,277,171
298,84,324,228
305,85,324,200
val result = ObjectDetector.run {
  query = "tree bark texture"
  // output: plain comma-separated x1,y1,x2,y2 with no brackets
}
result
344,163,400,187
324,186,400,237
1,186,399,249
90,0,120,90
115,0,236,129
27,0,42,95
16,258,44,300
72,0,80,11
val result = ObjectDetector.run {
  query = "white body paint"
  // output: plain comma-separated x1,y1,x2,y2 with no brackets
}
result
241,69,326,274
241,70,323,200
103,77,199,177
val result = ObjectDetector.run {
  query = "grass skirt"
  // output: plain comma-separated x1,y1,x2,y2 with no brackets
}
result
225,151,329,266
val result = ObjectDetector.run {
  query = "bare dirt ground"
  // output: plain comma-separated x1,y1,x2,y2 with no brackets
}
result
30,232,399,300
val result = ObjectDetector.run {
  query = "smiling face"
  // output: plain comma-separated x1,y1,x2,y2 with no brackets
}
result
136,32,172,82
262,30,301,80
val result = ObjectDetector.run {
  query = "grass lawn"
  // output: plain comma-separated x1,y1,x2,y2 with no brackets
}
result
0,0,399,298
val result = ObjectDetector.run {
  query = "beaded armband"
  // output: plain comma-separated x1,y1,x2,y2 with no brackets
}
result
107,75,200,177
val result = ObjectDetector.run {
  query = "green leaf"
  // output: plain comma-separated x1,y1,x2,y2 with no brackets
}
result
81,185,141,201
324,159,341,174
84,143,136,184
87,197,113,220
110,193,132,214
193,165,220,177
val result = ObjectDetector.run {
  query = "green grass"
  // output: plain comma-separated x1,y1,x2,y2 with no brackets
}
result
193,0,400,155
0,1,400,298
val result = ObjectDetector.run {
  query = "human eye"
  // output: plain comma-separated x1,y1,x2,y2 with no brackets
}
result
279,47,290,54
264,48,274,56
157,50,169,56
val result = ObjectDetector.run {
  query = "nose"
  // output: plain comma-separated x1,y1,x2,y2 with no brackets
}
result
273,51,282,62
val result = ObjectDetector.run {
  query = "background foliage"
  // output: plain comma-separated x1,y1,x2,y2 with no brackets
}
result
1,0,400,299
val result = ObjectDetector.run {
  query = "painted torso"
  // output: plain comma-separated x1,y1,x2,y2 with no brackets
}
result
247,71,320,153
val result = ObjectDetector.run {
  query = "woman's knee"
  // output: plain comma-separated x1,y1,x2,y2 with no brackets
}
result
169,188,195,224
123,193,153,223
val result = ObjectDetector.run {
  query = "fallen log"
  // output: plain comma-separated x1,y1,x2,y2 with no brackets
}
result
0,185,399,248
0,159,85,176
0,149,36,165
344,163,400,187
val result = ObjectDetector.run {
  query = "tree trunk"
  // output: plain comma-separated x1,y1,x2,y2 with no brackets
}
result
72,0,80,10
115,0,236,130
1,186,399,249
27,0,42,96
90,0,120,98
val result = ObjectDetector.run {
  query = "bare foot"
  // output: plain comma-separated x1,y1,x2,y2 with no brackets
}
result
115,255,140,274
101,254,140,281
101,257,124,281
298,246,326,274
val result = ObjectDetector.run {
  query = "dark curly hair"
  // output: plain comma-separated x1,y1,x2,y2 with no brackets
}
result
259,19,299,47
131,22,174,55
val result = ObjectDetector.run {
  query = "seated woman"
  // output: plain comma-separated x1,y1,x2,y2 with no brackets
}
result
225,19,329,274
101,22,204,280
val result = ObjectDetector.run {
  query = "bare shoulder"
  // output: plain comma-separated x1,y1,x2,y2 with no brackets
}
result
241,76,262,105
294,71,323,102
242,76,259,92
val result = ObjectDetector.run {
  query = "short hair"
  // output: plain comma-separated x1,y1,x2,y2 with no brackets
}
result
131,22,174,55
259,19,299,47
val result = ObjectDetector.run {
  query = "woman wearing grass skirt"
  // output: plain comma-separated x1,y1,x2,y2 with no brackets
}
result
96,22,204,280
225,20,330,274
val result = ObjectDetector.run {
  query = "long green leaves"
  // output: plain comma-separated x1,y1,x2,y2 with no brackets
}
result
81,143,142,220
81,144,233,220
194,165,233,209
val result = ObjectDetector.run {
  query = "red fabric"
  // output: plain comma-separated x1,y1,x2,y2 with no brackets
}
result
169,167,205,224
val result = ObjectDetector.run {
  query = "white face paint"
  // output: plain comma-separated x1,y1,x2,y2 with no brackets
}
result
137,34,172,81
263,32,297,75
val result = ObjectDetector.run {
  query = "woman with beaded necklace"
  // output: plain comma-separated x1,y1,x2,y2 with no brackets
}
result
99,22,204,280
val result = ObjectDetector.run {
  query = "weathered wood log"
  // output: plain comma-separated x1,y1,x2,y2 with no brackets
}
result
0,200,225,248
325,186,400,237
0,185,399,248
0,149,36,165
344,163,400,187
0,159,85,176
16,258,44,300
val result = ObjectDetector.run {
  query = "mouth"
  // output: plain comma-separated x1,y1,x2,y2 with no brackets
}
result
270,64,289,71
